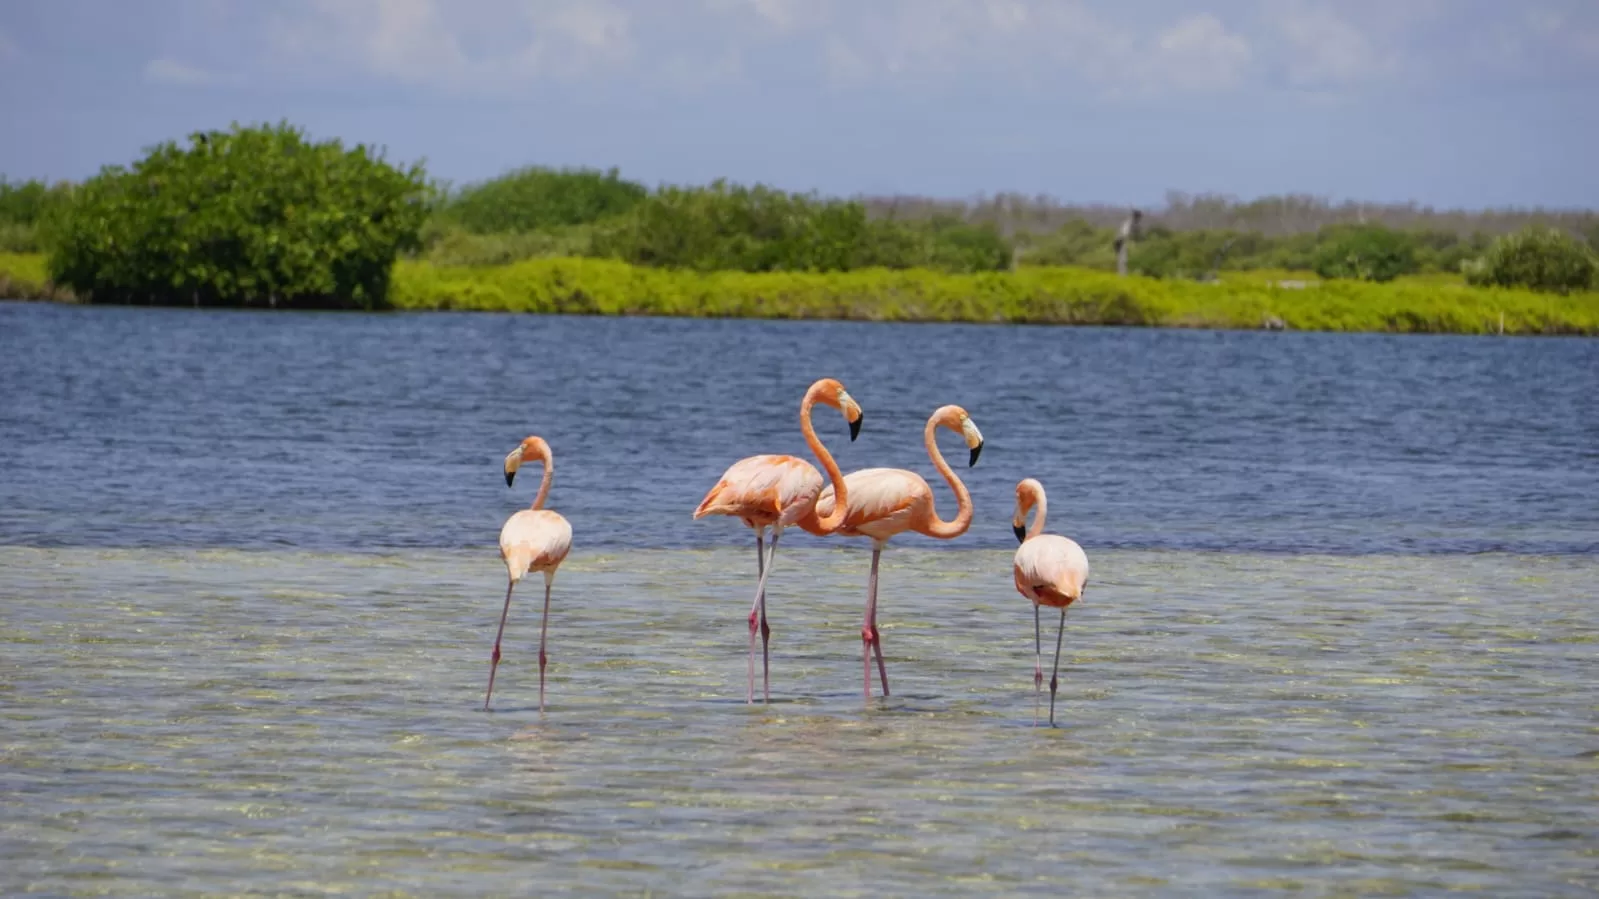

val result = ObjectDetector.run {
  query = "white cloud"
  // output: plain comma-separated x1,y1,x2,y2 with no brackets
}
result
812,2,1249,96
707,0,812,32
264,0,636,90
1266,1,1393,87
1149,14,1252,91
143,57,215,86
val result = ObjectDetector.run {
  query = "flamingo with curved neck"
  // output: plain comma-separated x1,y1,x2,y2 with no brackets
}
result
486,435,574,712
693,377,864,703
1011,477,1090,727
810,404,985,700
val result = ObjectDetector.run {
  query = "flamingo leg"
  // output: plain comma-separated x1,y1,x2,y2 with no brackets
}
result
484,579,515,711
751,527,772,703
862,546,890,700
746,527,782,704
1033,602,1043,727
538,572,553,713
1048,607,1066,727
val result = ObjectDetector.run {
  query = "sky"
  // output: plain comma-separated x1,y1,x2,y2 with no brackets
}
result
1,0,1597,210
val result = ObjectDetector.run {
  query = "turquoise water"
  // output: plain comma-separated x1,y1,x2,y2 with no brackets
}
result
3,546,1595,895
2,302,1597,894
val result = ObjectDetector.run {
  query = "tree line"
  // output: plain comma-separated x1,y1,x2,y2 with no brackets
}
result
3,121,1594,308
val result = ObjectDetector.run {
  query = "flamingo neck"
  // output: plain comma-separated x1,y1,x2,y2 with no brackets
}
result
530,456,553,511
802,385,849,533
1025,482,1048,540
920,413,973,539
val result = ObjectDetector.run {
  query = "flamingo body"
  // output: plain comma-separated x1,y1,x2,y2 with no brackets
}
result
693,453,825,529
484,435,572,713
1011,476,1090,726
1013,534,1089,609
693,378,863,703
811,405,986,700
500,509,572,583
811,467,925,542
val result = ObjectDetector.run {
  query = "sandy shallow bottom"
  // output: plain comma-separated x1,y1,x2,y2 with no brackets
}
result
2,545,1596,896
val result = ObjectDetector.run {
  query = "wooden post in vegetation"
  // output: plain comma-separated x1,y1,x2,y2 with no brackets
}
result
1115,209,1142,276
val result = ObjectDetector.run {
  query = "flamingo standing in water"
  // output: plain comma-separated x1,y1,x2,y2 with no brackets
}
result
693,377,863,703
1011,477,1090,727
808,404,985,700
484,435,573,712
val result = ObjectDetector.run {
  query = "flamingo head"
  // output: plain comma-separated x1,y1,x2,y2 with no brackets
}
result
933,405,985,467
504,435,552,487
809,378,864,441
1013,477,1045,543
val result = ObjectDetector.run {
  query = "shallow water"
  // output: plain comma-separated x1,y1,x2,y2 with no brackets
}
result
2,302,1598,895
3,546,1596,896
3,302,1597,555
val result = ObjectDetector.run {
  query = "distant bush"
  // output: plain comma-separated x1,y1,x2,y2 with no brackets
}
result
418,221,596,266
1311,225,1419,283
0,177,73,226
435,166,646,234
0,177,75,253
1463,227,1598,294
42,121,429,308
589,180,874,272
383,255,1599,335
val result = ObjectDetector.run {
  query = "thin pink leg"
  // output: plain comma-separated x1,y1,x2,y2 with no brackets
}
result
484,580,515,711
1047,606,1066,727
537,573,552,713
745,527,780,704
862,546,890,700
1033,602,1043,727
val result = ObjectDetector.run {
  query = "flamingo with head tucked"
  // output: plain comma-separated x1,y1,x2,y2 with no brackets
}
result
1011,477,1090,727
484,435,573,712
693,377,863,703
808,404,985,700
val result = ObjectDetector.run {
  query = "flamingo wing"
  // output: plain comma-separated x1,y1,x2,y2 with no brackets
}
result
816,468,926,538
500,509,574,581
694,454,823,526
1013,534,1090,607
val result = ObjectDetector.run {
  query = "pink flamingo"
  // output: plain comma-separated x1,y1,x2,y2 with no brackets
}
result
808,404,985,700
1011,477,1090,727
693,377,863,703
484,435,573,712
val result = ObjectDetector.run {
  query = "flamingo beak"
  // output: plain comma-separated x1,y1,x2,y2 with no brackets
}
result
504,447,524,487
969,441,984,467
849,413,863,442
1013,523,1027,543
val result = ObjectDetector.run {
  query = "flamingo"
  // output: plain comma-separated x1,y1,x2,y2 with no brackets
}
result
1011,477,1090,727
693,377,863,703
808,404,985,700
484,435,573,713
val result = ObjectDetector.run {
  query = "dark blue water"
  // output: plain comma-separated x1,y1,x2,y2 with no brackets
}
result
3,300,1597,555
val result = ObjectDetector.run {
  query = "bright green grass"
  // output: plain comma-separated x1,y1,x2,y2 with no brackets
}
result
3,252,1595,334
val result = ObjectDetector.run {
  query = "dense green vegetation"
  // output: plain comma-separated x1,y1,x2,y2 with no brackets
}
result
7,250,1595,335
4,120,1597,325
36,123,429,308
1464,227,1598,294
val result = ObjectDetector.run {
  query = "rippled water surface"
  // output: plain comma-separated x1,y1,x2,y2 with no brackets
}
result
2,302,1597,895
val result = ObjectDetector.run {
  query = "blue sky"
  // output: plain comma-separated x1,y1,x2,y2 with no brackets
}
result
2,0,1596,209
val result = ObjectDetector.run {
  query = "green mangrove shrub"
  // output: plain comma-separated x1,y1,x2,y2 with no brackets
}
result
1311,225,1419,283
434,166,646,234
42,121,429,308
1463,226,1597,294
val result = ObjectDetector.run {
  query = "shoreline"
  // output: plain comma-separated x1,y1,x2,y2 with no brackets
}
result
4,252,1596,335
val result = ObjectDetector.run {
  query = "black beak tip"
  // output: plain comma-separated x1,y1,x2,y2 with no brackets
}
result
849,415,862,442
504,471,515,487
969,442,984,467
1013,524,1027,543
